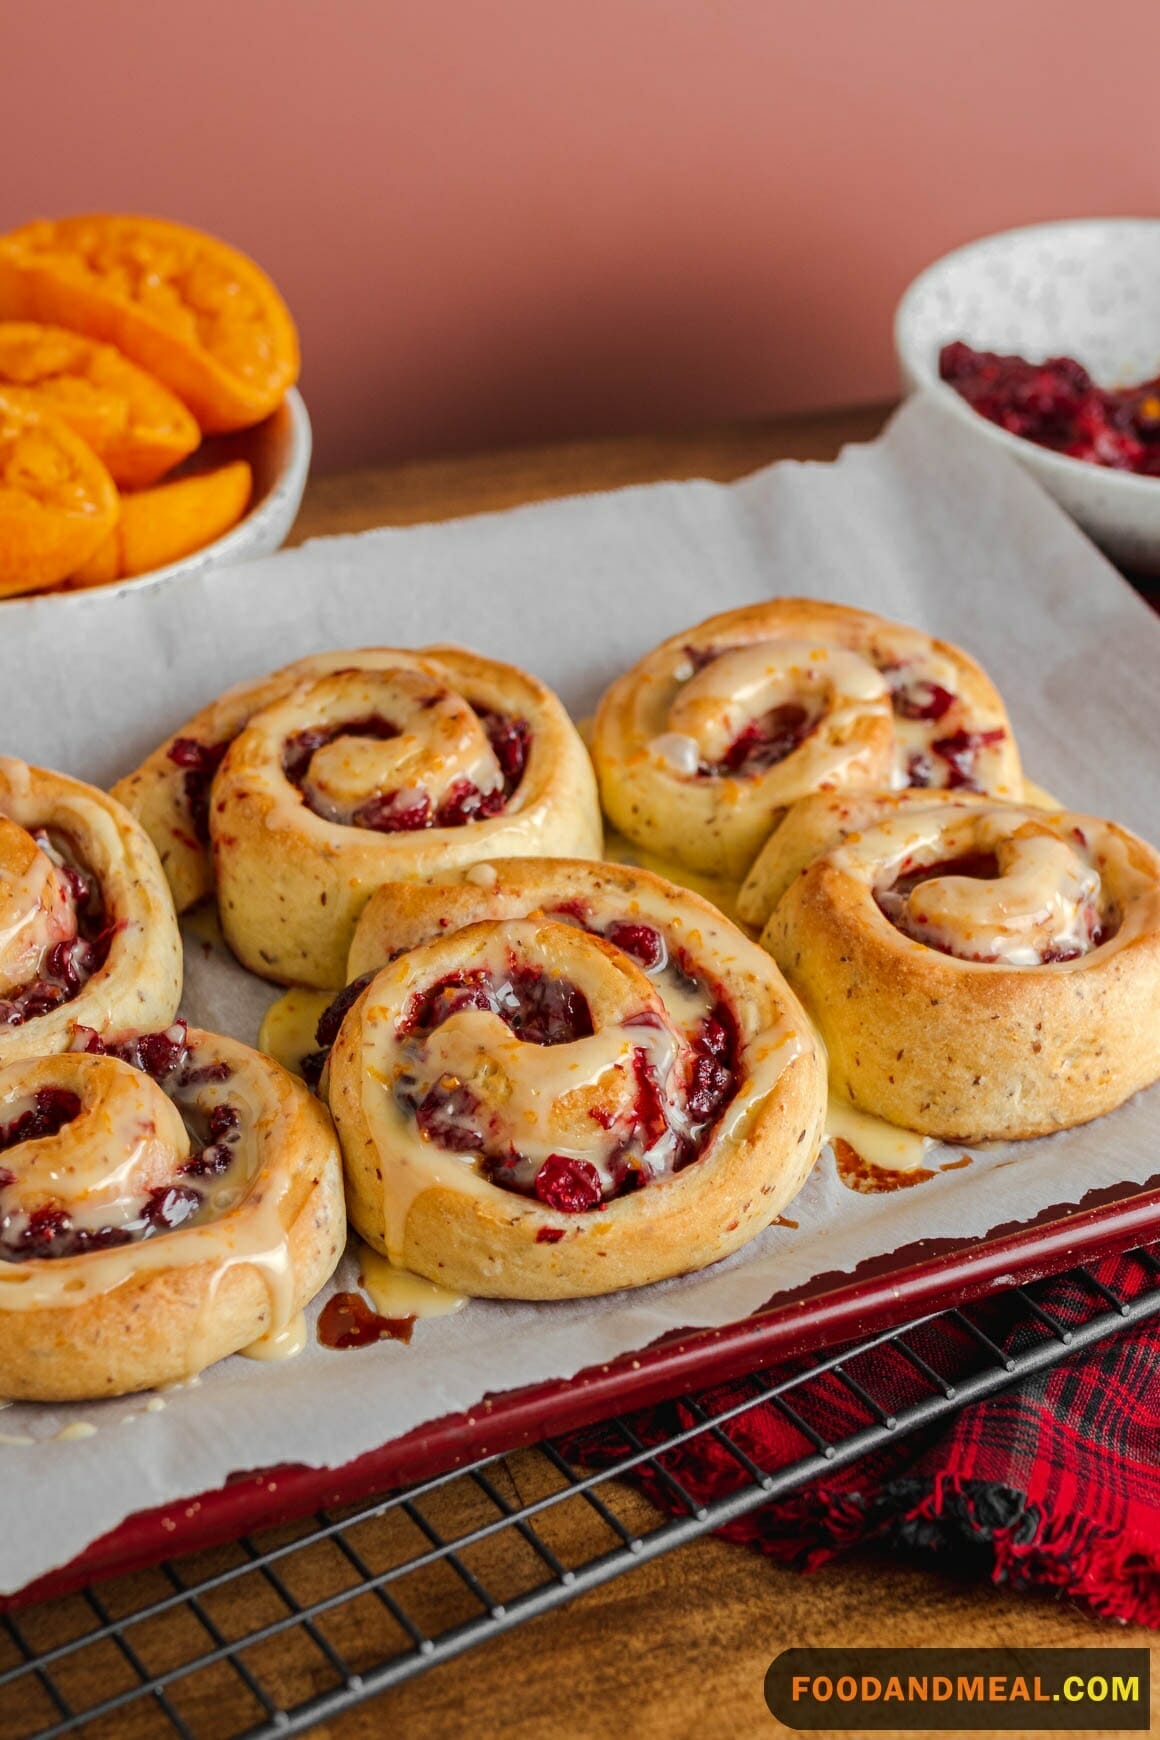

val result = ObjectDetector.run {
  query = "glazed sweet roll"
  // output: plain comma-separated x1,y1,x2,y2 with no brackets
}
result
764,803,1160,1140
0,758,181,1061
327,858,826,1299
591,600,1021,879
112,646,602,987
0,1022,345,1400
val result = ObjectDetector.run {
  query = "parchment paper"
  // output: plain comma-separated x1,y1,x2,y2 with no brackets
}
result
2,396,1159,1595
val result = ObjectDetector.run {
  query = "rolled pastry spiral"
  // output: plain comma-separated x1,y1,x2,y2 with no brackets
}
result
0,758,181,1063
327,857,825,1299
764,801,1160,1139
591,600,1022,879
112,646,602,988
0,1022,345,1400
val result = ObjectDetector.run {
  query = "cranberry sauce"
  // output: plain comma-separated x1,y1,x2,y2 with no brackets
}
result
0,832,116,1029
402,963,594,1048
0,1024,243,1263
713,703,814,777
941,341,1160,476
906,727,1007,792
395,930,740,1211
168,736,230,844
283,706,530,833
885,667,955,723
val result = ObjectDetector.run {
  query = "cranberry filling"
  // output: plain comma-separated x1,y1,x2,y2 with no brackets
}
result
2,1027,242,1262
284,706,530,834
168,736,230,844
941,341,1160,476
605,921,666,970
709,702,814,778
886,669,956,722
0,835,116,1029
400,982,739,1210
907,727,1007,792
0,1087,81,1152
534,1154,603,1213
403,964,594,1047
282,715,400,786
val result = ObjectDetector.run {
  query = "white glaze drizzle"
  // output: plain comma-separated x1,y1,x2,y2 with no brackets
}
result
240,1310,308,1361
824,1095,934,1173
358,1243,467,1319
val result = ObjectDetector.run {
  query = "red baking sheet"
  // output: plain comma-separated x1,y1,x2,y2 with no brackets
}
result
8,1170,1159,1611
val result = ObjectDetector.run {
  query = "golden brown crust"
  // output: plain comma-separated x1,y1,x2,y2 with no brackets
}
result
0,1030,346,1401
112,645,603,988
0,758,182,1064
764,805,1160,1139
329,857,826,1299
591,598,1022,880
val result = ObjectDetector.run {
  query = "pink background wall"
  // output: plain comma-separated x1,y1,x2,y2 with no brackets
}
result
7,3,1160,473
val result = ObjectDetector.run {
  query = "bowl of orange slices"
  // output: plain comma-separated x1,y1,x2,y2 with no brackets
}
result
0,213,309,601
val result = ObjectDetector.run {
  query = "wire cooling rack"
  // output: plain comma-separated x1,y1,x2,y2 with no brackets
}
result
5,1247,1159,1740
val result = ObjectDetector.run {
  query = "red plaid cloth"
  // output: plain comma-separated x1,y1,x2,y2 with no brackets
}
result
563,1248,1160,1626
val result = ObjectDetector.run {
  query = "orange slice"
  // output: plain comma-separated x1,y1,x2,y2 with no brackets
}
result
0,322,200,488
0,216,299,434
0,394,119,598
68,459,252,588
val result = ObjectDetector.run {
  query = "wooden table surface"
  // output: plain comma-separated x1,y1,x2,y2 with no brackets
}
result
13,406,1152,1740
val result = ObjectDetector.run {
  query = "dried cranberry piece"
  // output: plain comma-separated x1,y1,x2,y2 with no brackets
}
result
719,703,812,776
606,921,665,970
507,971,593,1046
142,1184,203,1230
207,1103,240,1140
68,1225,135,1255
44,937,95,996
536,1226,565,1243
70,1025,106,1054
15,1205,74,1255
353,790,434,833
181,1144,234,1178
480,711,531,786
413,1081,485,1152
435,779,506,827
889,678,955,722
930,727,1007,790
687,1054,733,1122
136,1028,189,1080
533,1153,603,1213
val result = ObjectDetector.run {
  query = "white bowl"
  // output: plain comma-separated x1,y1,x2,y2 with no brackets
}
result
895,219,1160,571
7,387,311,607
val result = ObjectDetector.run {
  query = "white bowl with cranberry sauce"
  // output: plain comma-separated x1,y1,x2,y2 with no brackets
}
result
894,219,1160,572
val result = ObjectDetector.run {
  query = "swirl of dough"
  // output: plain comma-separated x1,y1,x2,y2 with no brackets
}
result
763,802,1160,1140
591,600,1022,880
112,646,602,988
0,1023,344,1400
0,758,181,1063
326,857,825,1299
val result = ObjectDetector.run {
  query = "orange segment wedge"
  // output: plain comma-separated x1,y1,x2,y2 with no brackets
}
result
0,393,119,598
0,216,299,435
0,322,200,488
68,459,252,588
